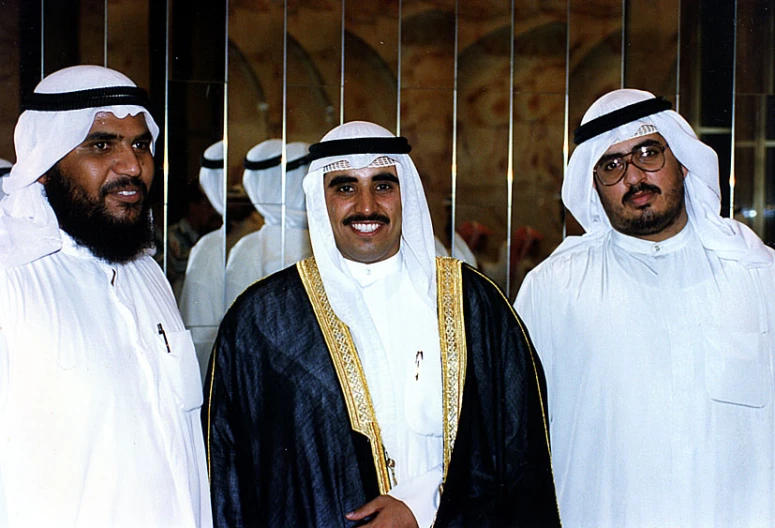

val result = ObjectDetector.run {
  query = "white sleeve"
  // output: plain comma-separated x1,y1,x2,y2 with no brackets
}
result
514,270,553,423
0,328,9,526
0,327,8,415
387,463,443,528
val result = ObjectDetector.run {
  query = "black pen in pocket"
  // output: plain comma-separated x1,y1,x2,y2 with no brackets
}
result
157,323,172,353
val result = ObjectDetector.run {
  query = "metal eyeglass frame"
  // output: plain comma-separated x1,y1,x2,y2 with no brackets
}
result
594,144,669,186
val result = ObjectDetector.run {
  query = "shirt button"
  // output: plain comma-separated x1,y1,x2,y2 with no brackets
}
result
653,244,661,253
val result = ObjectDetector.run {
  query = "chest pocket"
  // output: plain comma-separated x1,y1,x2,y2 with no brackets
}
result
404,350,443,436
163,329,204,411
703,325,773,408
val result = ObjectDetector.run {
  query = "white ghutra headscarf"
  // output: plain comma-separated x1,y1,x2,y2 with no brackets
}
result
243,139,310,228
303,121,438,316
198,140,225,218
1,65,159,269
562,88,772,267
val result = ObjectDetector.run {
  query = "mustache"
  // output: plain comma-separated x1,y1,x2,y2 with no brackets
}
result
100,177,148,197
623,182,661,203
343,213,390,226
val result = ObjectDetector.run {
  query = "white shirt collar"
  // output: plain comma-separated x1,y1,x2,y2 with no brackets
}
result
343,249,403,287
611,219,694,257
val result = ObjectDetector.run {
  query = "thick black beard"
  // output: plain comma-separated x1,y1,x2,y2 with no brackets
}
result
606,181,686,237
43,164,156,264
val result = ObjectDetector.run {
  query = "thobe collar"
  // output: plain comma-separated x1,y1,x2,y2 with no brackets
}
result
610,218,693,258
343,248,403,288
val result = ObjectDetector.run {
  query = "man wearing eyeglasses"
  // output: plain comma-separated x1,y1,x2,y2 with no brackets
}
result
515,88,775,528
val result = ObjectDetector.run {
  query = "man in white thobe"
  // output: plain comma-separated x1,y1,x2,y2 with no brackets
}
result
179,140,226,378
516,88,775,528
0,159,11,200
224,139,311,307
0,65,212,527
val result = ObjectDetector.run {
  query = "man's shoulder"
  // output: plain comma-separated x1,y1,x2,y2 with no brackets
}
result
523,234,603,282
227,263,305,314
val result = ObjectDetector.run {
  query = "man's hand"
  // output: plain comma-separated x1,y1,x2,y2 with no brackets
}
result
345,495,419,527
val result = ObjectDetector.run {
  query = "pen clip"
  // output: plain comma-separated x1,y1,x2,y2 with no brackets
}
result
414,350,423,381
157,323,172,353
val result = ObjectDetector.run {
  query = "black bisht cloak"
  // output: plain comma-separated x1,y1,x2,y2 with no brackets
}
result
204,259,560,527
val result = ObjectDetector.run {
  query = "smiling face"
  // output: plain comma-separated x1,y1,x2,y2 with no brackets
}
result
40,111,157,262
323,164,402,264
49,111,155,221
594,133,689,242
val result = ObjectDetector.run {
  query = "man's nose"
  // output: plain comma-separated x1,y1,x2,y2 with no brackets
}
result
113,145,142,177
621,160,647,186
355,189,376,213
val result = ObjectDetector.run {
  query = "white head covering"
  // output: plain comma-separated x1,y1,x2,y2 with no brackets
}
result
0,159,11,201
243,139,309,228
0,65,160,268
304,121,438,314
563,88,772,266
199,140,225,217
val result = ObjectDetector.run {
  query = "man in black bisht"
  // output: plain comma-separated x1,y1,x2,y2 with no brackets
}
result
204,121,560,527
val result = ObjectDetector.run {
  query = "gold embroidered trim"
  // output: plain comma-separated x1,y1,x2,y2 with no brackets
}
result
297,257,392,494
206,342,216,482
435,256,467,477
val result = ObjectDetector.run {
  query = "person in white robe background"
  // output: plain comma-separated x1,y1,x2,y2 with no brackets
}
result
433,195,478,268
516,88,775,528
0,159,11,200
179,140,226,378
0,65,212,527
224,139,312,307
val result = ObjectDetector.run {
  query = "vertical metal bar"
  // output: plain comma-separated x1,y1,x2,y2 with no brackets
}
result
281,0,289,266
396,0,403,136
162,0,171,276
505,0,516,297
752,3,771,235
104,0,108,66
675,0,682,112
729,0,738,219
223,0,230,287
340,0,345,125
450,0,459,258
40,0,45,79
562,0,571,240
620,0,626,88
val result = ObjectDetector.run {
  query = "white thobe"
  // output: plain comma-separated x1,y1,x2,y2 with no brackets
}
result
178,228,225,379
224,225,311,308
0,233,212,528
345,253,444,528
516,219,775,528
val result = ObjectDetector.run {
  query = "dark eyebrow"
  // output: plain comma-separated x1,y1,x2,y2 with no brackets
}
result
134,131,153,142
82,132,120,142
597,138,664,164
81,131,153,143
372,173,400,184
327,175,358,188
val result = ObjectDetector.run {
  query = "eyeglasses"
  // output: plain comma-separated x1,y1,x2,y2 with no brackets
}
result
594,144,669,186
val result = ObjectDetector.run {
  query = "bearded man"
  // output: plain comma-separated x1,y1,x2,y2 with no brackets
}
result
516,89,775,527
205,121,560,527
0,65,211,527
